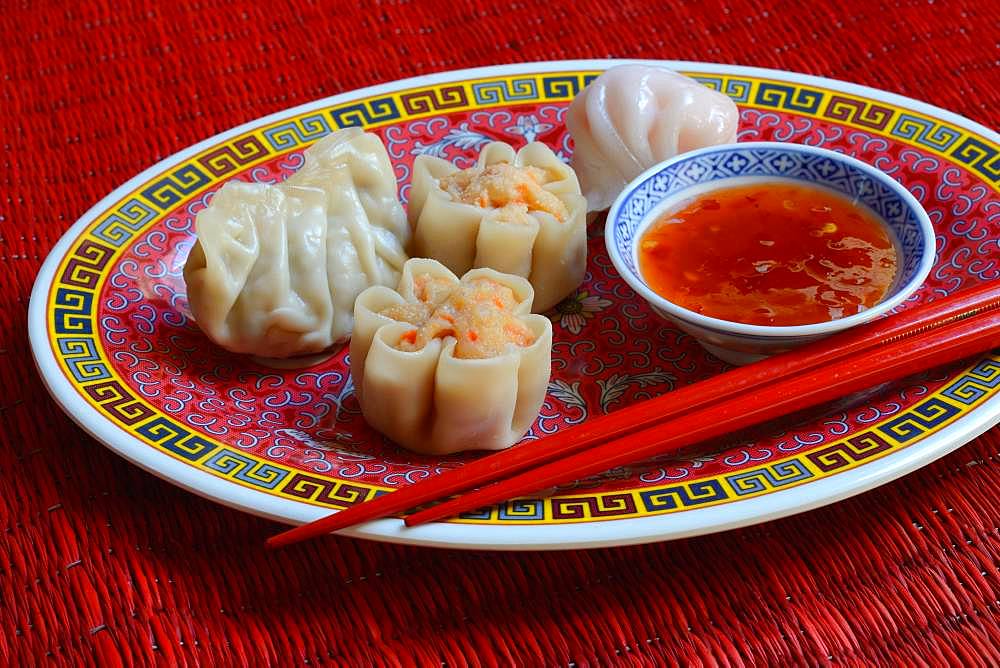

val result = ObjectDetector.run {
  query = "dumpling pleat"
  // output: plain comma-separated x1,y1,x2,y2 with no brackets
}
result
567,64,739,211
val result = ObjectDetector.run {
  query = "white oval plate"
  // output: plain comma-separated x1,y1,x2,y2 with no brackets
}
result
29,60,1000,549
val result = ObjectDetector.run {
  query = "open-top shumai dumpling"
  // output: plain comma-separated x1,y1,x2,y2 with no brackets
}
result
351,258,553,456
184,128,409,358
407,141,587,313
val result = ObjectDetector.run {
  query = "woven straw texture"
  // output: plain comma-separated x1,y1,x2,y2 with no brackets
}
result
3,0,999,665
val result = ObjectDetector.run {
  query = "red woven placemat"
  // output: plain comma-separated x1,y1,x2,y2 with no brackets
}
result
3,1,998,664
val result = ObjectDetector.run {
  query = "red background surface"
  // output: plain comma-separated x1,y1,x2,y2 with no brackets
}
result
3,0,998,664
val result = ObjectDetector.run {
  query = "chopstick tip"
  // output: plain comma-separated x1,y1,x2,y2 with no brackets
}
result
265,530,298,550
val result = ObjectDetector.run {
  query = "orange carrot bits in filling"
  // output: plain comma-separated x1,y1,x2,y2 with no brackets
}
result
380,274,536,358
503,321,534,347
413,274,454,306
438,162,568,222
461,278,519,311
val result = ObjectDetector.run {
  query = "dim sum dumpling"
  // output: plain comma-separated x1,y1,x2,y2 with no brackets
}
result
351,258,552,455
184,128,409,358
567,64,739,211
407,141,587,313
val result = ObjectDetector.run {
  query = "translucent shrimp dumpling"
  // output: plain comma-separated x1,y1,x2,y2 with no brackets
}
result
567,64,739,211
351,258,553,455
183,128,409,358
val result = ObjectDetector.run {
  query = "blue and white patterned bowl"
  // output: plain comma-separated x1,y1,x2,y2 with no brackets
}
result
605,142,935,365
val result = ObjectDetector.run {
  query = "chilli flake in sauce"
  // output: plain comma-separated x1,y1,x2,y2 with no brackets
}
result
638,181,898,326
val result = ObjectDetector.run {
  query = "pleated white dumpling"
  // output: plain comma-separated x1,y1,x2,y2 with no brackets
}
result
567,64,739,211
407,141,587,313
184,128,409,358
351,258,552,455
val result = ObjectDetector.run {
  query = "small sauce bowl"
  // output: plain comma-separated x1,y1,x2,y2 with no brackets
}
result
605,142,935,365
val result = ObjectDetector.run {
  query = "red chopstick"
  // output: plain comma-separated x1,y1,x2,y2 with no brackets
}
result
266,282,999,548
406,307,1000,525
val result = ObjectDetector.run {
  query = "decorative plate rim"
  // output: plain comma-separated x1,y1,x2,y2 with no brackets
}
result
28,59,1000,550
